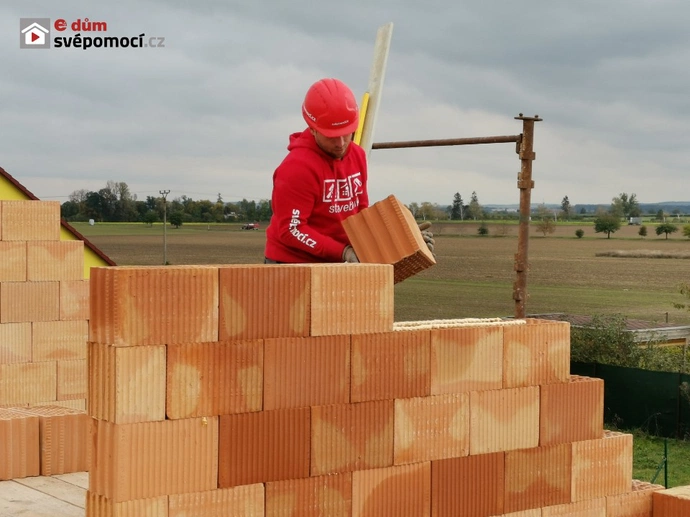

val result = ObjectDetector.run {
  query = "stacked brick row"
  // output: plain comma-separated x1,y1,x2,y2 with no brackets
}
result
0,200,89,412
86,262,679,516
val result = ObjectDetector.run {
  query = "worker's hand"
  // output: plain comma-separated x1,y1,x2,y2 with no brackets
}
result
342,245,359,263
418,222,435,255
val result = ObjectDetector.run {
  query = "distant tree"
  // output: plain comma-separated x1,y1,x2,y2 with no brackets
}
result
579,207,587,215
560,196,572,220
655,223,678,240
143,210,158,226
419,202,435,221
451,193,464,220
655,209,665,222
407,202,419,218
168,211,184,228
638,225,648,238
61,200,79,220
611,193,640,219
468,191,482,220
593,212,621,239
535,211,555,236
575,229,584,239
682,224,690,239
477,223,489,236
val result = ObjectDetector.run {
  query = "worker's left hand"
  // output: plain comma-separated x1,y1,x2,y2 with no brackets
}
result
418,222,435,255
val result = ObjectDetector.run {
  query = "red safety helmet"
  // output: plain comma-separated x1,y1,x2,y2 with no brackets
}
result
302,78,359,138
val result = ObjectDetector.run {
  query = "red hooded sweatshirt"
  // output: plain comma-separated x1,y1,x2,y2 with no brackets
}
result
265,129,369,263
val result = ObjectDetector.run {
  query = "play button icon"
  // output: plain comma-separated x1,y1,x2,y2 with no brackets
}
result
31,32,40,42
20,18,51,49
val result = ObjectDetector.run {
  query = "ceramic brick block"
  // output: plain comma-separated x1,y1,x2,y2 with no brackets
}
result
309,264,394,336
264,335,349,411
342,194,436,283
470,386,540,455
266,473,352,517
541,497,606,516
90,417,219,502
571,431,633,501
0,361,56,405
652,485,690,517
57,359,87,400
394,393,469,465
353,462,431,517
219,408,311,487
431,452,505,517
0,322,32,364
540,375,603,446
488,511,541,517
219,265,311,340
169,484,265,517
351,329,430,402
0,408,39,480
32,320,88,361
504,443,571,512
0,281,60,323
89,266,219,346
86,492,168,516
89,342,166,423
311,400,394,476
503,319,570,388
606,480,664,517
59,279,90,321
0,242,26,281
1,200,61,241
11,404,90,475
26,240,84,281
167,339,263,419
430,325,503,395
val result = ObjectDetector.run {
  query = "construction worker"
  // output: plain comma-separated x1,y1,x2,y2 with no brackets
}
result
264,77,434,264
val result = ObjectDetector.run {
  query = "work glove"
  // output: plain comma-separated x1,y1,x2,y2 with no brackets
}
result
418,222,435,255
342,245,359,263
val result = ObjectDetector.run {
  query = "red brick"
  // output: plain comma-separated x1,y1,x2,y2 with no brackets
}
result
32,320,88,361
0,408,39,480
342,195,436,283
0,322,31,364
504,443,571,512
89,342,166,423
90,417,218,502
89,266,219,346
59,279,90,320
0,281,60,323
219,408,311,487
26,240,83,281
1,200,61,241
431,452,505,517
541,497,606,516
652,485,690,517
503,319,570,388
311,400,394,476
167,340,263,419
430,325,503,395
540,375,603,446
353,462,431,517
351,329,430,402
169,484,265,517
86,492,168,516
470,386,540,455
266,473,352,517
57,359,87,400
264,335,349,410
606,480,664,517
0,242,26,281
394,393,469,465
571,431,633,501
0,362,56,405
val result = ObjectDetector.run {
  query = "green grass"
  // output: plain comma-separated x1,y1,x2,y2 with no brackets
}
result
629,430,690,487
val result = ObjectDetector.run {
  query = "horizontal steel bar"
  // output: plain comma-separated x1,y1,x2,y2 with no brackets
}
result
371,135,521,149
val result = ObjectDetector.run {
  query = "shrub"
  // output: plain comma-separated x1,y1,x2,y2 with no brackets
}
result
575,229,584,239
639,225,648,237
477,223,489,236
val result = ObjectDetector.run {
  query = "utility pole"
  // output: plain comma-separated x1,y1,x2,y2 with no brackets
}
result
159,189,170,265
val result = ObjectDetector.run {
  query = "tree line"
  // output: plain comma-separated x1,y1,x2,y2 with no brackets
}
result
59,181,272,226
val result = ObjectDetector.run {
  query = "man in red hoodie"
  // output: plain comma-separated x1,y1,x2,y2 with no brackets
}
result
264,78,368,263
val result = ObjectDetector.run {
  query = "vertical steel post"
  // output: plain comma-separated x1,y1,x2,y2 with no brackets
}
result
513,114,542,319
159,189,170,265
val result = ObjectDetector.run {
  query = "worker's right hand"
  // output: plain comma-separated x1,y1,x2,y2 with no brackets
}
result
342,245,359,263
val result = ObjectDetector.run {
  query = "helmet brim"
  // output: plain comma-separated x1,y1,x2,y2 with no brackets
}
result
313,119,359,138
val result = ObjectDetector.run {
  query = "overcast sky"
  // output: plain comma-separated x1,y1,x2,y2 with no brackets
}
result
2,0,689,207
